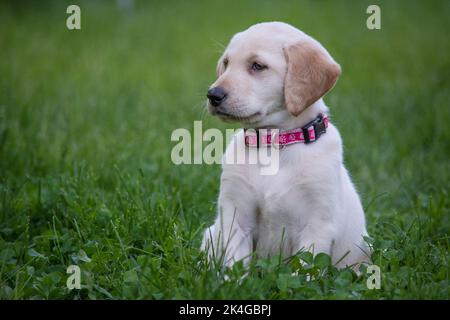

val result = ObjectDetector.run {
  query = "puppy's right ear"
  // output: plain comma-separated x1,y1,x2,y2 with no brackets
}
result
283,42,341,117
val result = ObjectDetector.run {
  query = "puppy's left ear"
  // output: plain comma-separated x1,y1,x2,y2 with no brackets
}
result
283,42,341,116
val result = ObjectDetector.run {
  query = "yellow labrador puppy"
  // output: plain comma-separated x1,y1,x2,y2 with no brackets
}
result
202,22,369,269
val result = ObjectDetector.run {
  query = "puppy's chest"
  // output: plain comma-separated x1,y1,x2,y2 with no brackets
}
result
248,146,311,190
250,165,312,220
246,148,333,221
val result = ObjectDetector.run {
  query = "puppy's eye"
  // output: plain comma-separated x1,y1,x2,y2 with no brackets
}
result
251,62,266,71
223,59,229,68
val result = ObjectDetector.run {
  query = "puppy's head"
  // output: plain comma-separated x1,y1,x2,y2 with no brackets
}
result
206,22,341,125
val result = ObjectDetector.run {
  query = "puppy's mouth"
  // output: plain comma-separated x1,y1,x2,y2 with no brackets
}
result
212,109,262,124
216,110,262,123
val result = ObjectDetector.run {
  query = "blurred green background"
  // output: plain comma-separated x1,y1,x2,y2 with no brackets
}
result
0,0,448,299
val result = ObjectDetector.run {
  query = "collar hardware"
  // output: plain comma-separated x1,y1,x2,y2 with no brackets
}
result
302,113,327,144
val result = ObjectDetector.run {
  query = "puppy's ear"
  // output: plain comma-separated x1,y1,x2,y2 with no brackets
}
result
283,42,341,116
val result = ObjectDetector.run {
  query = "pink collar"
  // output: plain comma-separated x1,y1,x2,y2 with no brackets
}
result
244,113,329,148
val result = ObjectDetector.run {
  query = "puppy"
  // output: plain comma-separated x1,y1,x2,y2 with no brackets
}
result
202,22,370,269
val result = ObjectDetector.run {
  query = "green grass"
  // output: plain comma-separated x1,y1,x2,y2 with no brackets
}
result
0,0,449,299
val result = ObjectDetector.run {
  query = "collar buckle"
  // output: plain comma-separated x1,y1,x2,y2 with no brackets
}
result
302,113,327,144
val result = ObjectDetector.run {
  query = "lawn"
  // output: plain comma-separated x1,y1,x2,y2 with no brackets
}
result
0,0,448,299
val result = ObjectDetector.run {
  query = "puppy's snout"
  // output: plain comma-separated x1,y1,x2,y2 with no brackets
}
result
207,87,227,107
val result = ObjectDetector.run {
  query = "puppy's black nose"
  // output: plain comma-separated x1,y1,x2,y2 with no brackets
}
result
207,87,227,107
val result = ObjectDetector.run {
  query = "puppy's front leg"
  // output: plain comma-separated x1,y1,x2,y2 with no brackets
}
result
294,222,336,259
202,179,256,267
